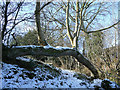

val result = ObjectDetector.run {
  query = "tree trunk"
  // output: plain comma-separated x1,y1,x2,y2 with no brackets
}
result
2,45,99,78
66,0,73,46
2,1,10,40
35,1,48,46
73,0,79,49
83,40,85,56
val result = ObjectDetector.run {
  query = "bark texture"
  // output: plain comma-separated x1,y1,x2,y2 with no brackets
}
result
35,1,48,46
2,45,99,78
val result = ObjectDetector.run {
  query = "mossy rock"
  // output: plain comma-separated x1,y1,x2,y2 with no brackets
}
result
101,79,112,89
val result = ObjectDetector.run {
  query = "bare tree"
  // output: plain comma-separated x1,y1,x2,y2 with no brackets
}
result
47,1,119,50
1,1,33,45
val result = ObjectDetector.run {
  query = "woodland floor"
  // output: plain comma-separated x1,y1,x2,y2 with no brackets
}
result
1,57,120,89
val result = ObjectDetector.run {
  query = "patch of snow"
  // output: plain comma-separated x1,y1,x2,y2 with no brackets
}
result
103,78,118,88
43,44,53,49
55,46,72,50
104,78,111,81
90,79,102,88
110,82,118,88
43,45,72,50
2,62,120,88
12,45,41,48
12,45,73,51
16,57,31,62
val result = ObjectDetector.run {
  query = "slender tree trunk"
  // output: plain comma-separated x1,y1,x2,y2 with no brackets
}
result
35,0,48,46
66,0,73,46
2,1,10,40
73,0,79,49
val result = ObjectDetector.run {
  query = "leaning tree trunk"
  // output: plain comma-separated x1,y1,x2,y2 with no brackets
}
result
2,45,99,78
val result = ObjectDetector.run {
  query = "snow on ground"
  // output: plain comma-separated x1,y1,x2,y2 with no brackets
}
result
1,57,120,88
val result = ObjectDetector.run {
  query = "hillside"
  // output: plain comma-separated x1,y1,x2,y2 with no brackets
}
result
1,57,120,89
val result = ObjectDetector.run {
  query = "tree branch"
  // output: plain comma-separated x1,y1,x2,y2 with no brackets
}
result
35,0,53,15
82,21,120,34
85,3,102,30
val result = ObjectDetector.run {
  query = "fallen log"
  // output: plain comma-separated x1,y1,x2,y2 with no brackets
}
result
2,45,99,78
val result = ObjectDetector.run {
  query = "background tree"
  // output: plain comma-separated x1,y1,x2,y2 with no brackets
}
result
10,29,38,46
1,1,34,45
